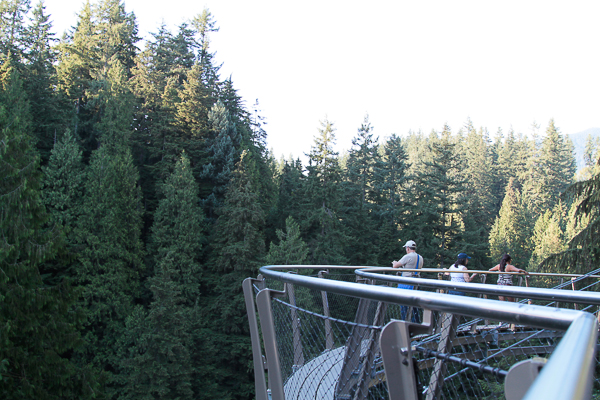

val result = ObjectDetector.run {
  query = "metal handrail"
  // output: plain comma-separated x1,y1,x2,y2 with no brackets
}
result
261,265,600,279
367,267,600,279
355,269,600,306
260,265,584,330
258,264,598,400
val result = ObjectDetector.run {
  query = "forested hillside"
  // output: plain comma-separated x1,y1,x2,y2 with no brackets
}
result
1,1,600,399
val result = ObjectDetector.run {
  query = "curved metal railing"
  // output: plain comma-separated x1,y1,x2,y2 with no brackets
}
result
244,265,600,400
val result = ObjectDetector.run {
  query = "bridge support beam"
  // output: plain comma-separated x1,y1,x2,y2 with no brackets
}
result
425,313,459,400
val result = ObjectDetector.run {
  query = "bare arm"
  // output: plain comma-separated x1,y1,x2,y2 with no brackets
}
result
464,269,478,282
506,264,527,274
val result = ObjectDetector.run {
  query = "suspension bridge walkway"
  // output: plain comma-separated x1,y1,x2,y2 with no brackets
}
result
243,266,600,400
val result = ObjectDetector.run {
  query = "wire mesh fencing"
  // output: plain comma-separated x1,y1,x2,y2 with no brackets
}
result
251,268,600,400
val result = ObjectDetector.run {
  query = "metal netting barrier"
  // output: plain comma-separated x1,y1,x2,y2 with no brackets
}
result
244,266,599,400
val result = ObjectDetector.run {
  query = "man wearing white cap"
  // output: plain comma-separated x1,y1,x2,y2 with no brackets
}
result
392,240,424,322
392,240,423,281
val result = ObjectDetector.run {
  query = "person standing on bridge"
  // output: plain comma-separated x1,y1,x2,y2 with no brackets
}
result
392,240,423,290
392,240,423,322
489,253,527,302
446,253,478,296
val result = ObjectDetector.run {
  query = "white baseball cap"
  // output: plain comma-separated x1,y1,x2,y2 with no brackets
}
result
403,240,416,248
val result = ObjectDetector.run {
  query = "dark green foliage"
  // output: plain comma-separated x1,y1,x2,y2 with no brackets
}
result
372,133,410,265
199,151,265,399
459,122,497,268
122,154,203,400
200,100,240,219
42,129,85,232
0,54,98,400
72,57,145,397
341,115,380,265
301,119,348,265
538,158,600,274
488,178,532,266
408,125,467,267
266,216,309,265
56,0,140,154
0,3,586,400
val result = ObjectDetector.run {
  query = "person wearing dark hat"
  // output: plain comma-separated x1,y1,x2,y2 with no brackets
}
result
446,253,477,296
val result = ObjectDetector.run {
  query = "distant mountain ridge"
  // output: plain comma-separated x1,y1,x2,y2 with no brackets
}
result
569,128,600,171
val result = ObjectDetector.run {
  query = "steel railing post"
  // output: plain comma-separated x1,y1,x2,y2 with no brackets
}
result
318,270,334,350
256,287,287,400
242,278,269,400
379,320,422,400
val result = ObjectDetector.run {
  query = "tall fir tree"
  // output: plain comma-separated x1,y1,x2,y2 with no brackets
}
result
372,133,410,265
488,178,532,267
73,57,145,397
23,1,64,163
56,0,140,153
458,121,496,268
408,125,466,267
122,153,203,400
529,205,567,271
199,150,265,399
41,128,86,287
42,129,85,237
341,115,379,265
266,216,309,265
273,157,305,231
200,99,240,219
301,119,348,265
0,54,98,400
538,158,600,275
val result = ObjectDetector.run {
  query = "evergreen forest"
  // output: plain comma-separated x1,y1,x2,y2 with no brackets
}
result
2,1,600,399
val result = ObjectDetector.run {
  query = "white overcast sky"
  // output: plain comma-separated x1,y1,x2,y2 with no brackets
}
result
43,0,600,161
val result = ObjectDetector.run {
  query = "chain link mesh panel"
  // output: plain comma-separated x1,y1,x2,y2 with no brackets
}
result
254,269,600,399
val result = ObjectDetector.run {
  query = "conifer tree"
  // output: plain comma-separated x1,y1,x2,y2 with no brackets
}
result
529,206,567,270
522,120,576,218
41,128,86,287
0,54,97,400
273,157,305,230
42,129,85,235
301,119,348,265
191,8,219,90
149,153,204,304
173,61,213,174
23,1,63,163
408,125,466,267
0,0,30,60
199,150,265,399
341,115,379,265
56,0,140,152
537,120,576,211
266,216,309,265
200,99,240,219
538,159,600,275
488,178,532,266
123,154,203,400
459,121,496,267
73,57,144,396
130,22,197,229
372,134,410,264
